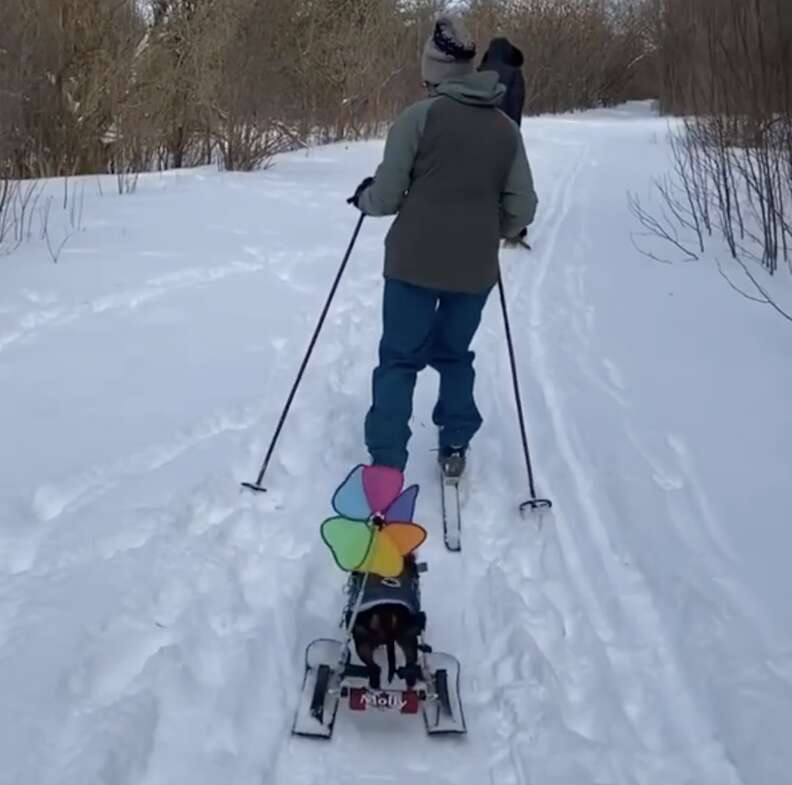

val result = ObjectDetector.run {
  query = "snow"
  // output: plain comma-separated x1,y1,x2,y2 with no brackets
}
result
1,101,791,785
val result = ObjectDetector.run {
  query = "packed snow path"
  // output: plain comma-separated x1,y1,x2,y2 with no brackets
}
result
1,104,791,785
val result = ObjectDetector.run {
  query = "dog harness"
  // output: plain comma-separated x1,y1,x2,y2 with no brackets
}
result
346,563,421,617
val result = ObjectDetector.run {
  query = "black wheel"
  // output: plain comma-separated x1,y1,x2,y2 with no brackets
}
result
435,669,451,717
310,665,332,722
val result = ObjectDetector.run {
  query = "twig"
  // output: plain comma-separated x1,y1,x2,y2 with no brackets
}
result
630,231,675,265
715,257,768,304
732,255,792,323
628,192,699,262
43,221,74,264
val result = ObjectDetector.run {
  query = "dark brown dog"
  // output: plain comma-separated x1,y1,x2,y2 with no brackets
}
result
350,558,425,690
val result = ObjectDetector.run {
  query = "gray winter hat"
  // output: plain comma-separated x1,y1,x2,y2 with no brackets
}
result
421,16,476,86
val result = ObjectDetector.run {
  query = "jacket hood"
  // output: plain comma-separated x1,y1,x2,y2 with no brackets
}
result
434,70,506,107
482,37,524,68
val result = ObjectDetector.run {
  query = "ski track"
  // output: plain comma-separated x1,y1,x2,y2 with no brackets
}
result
0,229,344,354
0,260,269,353
1,111,790,785
502,138,744,784
29,401,267,527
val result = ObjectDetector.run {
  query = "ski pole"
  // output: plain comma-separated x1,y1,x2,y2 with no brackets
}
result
242,214,365,493
496,274,552,513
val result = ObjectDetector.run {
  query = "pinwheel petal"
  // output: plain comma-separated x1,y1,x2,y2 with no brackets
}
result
382,522,427,557
331,465,371,521
362,465,404,515
320,517,373,572
384,485,419,523
359,529,404,578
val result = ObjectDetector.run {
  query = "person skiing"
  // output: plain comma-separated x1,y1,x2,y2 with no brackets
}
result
348,15,538,479
479,37,526,126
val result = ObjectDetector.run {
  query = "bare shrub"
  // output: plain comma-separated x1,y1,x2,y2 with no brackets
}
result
1,0,664,182
631,0,792,320
0,181,44,256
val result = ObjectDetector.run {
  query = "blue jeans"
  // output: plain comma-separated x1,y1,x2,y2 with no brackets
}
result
365,279,491,470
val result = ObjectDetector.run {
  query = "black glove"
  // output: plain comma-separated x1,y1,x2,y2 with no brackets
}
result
503,227,529,247
347,176,374,208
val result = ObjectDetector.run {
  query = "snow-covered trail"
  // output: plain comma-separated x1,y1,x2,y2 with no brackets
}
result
1,104,791,785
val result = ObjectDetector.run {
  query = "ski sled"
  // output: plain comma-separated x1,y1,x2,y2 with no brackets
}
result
292,637,466,739
293,570,466,739
298,464,467,738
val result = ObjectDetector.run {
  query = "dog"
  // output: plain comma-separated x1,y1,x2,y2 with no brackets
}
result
347,556,426,690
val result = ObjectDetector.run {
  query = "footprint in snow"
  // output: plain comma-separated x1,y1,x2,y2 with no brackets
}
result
602,358,625,392
74,615,173,706
23,289,59,305
96,509,167,561
625,426,686,492
666,433,688,457
137,250,183,259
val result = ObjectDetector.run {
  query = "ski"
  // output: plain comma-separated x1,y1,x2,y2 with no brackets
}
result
440,470,462,552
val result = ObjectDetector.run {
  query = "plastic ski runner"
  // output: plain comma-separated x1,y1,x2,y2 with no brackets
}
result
421,650,466,735
292,639,347,739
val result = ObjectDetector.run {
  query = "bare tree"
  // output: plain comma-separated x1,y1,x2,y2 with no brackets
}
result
1,0,661,183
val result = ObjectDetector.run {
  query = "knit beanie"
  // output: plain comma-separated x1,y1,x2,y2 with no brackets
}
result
421,16,476,86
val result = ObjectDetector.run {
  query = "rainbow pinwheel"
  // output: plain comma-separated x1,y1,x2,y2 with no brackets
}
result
321,465,427,579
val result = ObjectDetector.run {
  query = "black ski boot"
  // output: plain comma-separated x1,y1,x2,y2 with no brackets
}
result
439,446,466,480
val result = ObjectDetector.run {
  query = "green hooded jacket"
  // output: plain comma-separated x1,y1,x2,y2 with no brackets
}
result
359,71,537,294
